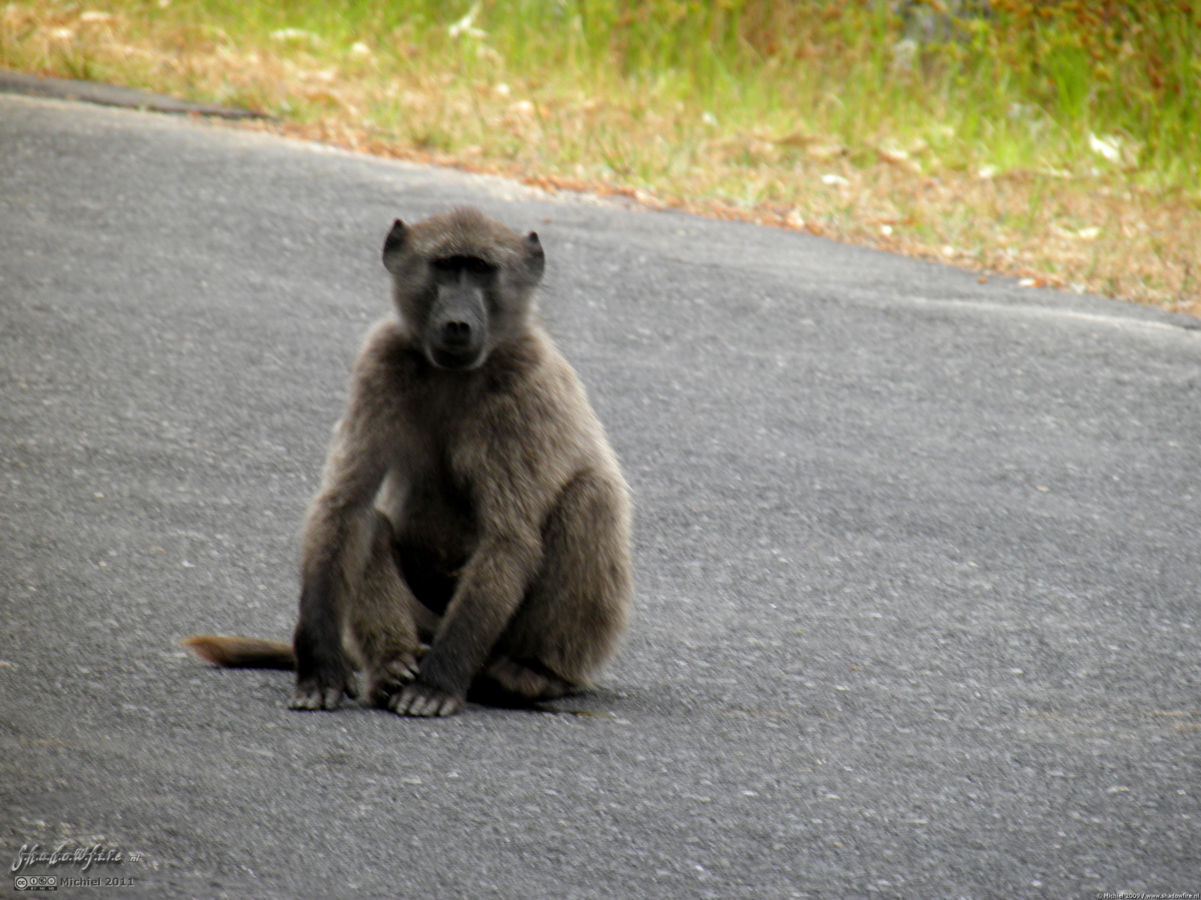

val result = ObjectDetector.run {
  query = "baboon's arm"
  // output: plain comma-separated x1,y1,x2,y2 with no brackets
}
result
415,528,543,700
401,401,569,715
290,384,393,710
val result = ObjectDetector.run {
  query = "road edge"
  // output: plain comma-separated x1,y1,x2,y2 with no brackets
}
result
0,69,269,119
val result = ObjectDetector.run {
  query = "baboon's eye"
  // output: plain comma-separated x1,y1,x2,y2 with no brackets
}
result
432,256,497,277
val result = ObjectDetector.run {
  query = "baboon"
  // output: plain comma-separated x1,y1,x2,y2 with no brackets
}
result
184,208,632,716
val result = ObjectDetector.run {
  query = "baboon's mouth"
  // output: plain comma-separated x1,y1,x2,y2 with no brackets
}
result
429,345,485,371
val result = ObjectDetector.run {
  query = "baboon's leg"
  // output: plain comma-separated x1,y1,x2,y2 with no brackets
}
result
348,511,423,707
483,470,631,702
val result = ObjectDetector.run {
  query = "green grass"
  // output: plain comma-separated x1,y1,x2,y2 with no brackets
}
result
3,0,1199,311
12,0,1201,176
75,0,1196,188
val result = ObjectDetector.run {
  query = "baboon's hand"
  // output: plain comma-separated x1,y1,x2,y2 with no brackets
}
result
289,669,356,711
388,680,464,717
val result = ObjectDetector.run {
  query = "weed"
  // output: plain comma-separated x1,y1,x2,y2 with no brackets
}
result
1,0,1197,313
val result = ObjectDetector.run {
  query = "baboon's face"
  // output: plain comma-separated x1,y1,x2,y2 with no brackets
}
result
382,211,545,371
422,254,496,371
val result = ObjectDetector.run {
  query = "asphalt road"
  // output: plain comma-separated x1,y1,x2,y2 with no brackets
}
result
1,92,1198,899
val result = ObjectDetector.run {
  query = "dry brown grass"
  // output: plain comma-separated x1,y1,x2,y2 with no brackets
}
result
4,2,1198,316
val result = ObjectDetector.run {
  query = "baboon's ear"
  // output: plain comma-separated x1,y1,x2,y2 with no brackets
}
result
523,231,545,282
382,219,408,274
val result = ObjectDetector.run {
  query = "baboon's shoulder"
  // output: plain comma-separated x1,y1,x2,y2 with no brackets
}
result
352,318,424,380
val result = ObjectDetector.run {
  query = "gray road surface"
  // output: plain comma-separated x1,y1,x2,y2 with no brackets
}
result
1,92,1199,899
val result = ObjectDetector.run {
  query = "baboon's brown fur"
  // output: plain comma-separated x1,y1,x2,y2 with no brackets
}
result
184,208,633,716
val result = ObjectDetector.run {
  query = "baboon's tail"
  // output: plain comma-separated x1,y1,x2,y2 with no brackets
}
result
182,634,295,670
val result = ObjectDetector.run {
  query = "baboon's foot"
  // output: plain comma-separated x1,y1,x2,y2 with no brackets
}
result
289,670,356,711
366,652,421,707
482,656,576,702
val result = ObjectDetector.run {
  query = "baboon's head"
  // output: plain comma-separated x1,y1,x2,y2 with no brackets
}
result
382,208,545,371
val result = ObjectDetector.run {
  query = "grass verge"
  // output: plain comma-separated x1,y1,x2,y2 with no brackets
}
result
3,0,1198,315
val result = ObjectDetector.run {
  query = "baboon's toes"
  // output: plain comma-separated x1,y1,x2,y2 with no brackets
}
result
366,653,420,707
384,653,420,682
388,682,463,717
288,685,344,711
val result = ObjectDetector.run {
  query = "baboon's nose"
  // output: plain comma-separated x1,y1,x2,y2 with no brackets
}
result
441,320,473,346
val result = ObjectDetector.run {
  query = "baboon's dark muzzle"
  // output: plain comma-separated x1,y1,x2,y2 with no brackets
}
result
428,288,488,369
